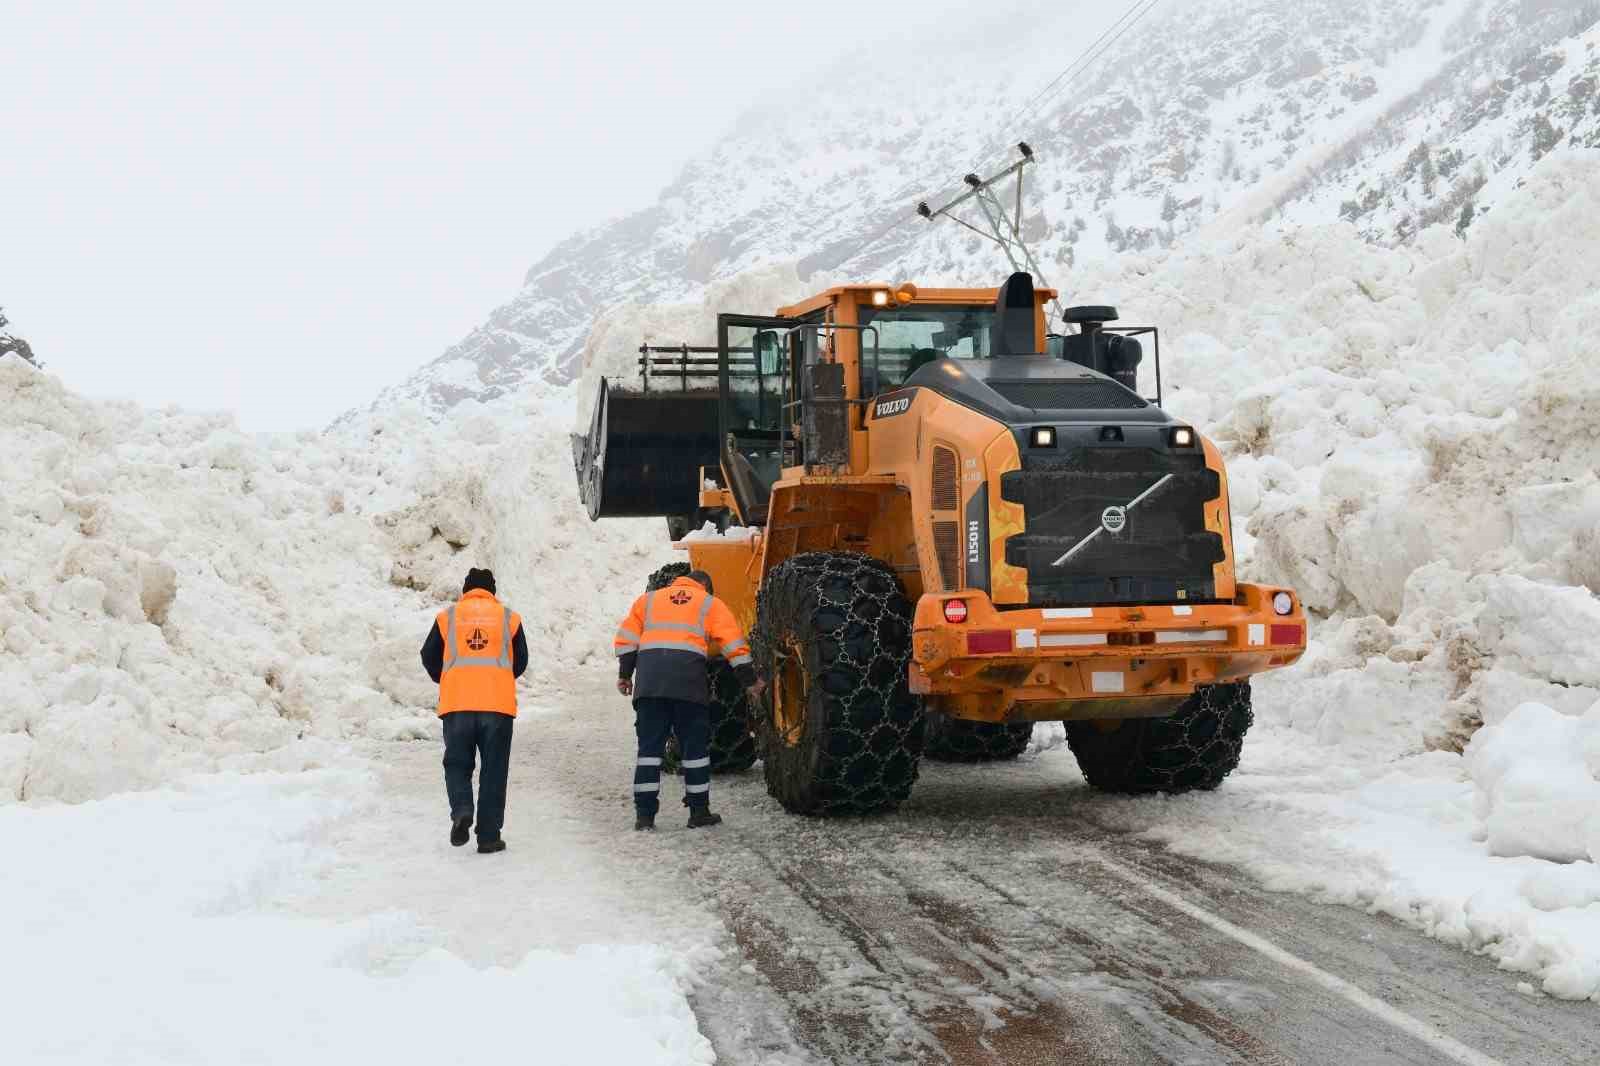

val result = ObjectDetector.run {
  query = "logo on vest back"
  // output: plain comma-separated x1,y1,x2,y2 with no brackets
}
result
467,628,488,651
669,589,692,606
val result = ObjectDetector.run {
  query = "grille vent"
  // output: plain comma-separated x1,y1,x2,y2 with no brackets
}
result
932,446,959,511
933,521,962,592
988,379,1147,410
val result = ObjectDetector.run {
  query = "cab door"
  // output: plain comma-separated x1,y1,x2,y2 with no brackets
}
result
717,314,795,523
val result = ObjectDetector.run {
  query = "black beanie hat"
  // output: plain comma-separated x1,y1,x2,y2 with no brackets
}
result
462,568,496,595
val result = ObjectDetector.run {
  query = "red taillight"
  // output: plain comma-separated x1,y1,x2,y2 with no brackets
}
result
943,599,968,624
1270,623,1303,646
966,630,1013,655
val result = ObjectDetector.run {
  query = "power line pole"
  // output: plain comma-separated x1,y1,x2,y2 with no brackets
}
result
916,143,1064,323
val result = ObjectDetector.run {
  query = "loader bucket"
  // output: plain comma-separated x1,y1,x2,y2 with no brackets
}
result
572,377,721,520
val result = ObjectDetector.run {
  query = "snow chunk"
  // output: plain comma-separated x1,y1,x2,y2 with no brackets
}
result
1465,701,1600,863
680,522,757,543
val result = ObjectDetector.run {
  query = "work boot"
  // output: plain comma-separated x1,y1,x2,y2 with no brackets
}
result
686,808,723,829
634,813,656,832
450,816,472,847
477,837,506,854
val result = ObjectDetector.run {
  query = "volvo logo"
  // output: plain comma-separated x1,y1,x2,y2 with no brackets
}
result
874,396,911,418
1053,474,1174,567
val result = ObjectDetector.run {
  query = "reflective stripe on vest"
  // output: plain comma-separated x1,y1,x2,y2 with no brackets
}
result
437,593,518,717
443,605,513,673
636,586,715,657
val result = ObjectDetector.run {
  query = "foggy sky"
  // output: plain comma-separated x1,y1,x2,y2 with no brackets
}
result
3,1,979,430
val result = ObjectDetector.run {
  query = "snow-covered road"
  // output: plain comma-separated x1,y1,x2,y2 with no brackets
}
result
293,677,1600,1066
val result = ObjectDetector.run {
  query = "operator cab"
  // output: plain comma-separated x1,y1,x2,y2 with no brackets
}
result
706,273,1167,526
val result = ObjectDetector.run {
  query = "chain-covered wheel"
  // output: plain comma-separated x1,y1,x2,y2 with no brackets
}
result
1065,681,1252,793
643,562,757,774
752,552,925,816
923,715,1034,762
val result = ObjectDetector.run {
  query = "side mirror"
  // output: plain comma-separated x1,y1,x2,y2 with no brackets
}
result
755,331,783,376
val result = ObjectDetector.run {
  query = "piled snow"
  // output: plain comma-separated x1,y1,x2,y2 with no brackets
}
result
1047,151,1600,999
572,262,811,427
1467,700,1600,864
1,770,713,1064
0,357,659,803
1073,151,1600,752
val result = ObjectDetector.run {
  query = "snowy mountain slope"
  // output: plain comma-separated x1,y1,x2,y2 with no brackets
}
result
371,0,1600,416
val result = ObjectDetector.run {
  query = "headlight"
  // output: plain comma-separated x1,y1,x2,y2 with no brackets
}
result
1171,427,1196,447
1272,591,1294,616
1031,427,1056,448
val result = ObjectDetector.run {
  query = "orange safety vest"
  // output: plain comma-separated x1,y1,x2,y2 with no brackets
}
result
614,578,751,667
436,589,522,717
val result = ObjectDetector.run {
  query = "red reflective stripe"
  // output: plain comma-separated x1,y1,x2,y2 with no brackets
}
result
1270,623,1303,646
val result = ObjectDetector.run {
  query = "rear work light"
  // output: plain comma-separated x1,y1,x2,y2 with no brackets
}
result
1170,427,1196,447
943,599,968,624
966,630,1014,655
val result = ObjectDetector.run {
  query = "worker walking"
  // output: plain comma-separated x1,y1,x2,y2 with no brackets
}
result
421,568,528,854
615,570,763,831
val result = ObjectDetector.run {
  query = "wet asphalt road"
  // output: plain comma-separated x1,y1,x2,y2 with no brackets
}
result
660,741,1600,1065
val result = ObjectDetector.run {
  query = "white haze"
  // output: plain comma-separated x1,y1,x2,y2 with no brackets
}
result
1,0,1003,430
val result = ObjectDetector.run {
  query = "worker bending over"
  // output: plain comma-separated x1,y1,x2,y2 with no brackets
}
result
421,568,528,853
615,570,763,831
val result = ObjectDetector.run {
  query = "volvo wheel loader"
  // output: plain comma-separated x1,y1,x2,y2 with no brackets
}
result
573,272,1306,815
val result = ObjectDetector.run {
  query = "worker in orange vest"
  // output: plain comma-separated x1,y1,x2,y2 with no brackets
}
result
421,568,528,853
615,570,763,831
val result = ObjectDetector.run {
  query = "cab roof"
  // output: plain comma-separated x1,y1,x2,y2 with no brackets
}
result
776,283,1058,320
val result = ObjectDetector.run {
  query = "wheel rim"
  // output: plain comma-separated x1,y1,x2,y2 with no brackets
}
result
772,641,807,748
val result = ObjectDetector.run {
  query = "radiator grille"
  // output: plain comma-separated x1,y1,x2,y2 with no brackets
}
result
933,521,962,592
1000,446,1224,607
988,379,1147,410
931,446,960,512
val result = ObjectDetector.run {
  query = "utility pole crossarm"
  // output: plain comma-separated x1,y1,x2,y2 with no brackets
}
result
915,143,1064,324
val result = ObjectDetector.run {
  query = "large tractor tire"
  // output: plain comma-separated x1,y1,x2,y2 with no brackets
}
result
1065,681,1253,794
923,715,1034,762
643,562,757,774
752,552,925,816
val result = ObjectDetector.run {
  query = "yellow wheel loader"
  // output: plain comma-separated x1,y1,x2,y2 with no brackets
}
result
574,272,1306,815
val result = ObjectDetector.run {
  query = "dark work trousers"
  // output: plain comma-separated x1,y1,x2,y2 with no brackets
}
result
633,697,710,815
442,711,514,842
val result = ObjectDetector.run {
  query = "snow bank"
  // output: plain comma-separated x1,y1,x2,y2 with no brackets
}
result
0,771,713,1064
0,359,662,804
1075,151,1600,753
572,261,811,428
1467,700,1600,864
1056,151,1600,999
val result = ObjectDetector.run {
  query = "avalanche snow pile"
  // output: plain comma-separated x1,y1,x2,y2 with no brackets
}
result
1052,151,1600,1000
0,359,702,1061
0,359,658,804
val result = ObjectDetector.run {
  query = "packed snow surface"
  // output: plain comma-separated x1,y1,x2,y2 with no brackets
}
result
5,151,1600,1031
1,771,714,1064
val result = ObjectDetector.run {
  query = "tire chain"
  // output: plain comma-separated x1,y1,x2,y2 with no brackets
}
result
923,715,1035,762
642,562,756,774
1065,681,1253,793
753,552,926,815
